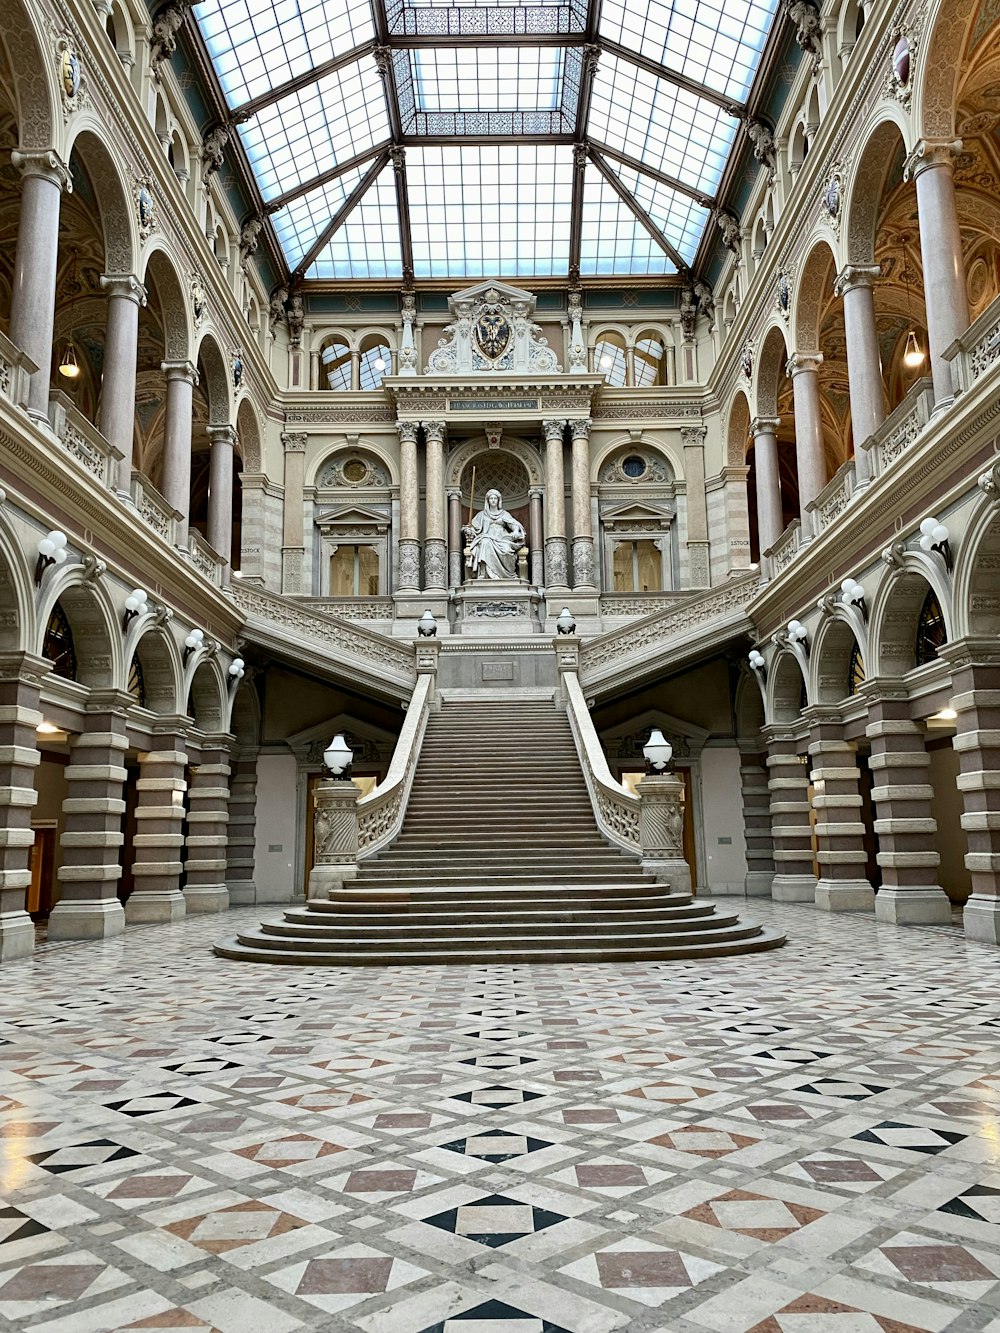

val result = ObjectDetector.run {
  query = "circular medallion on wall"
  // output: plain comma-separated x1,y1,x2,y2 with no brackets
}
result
823,174,841,221
60,48,81,99
892,36,910,88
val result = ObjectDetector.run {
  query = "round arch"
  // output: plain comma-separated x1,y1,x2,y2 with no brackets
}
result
308,440,397,489
810,613,867,705
184,654,227,733
235,395,263,473
844,112,912,267
735,665,766,740
0,0,57,151
589,432,680,485
228,677,261,745
766,648,809,725
195,329,233,427
952,493,1000,640
0,509,34,652
36,570,121,689
140,244,190,362
445,436,543,491
725,388,752,466
917,0,980,139
868,557,954,676
755,322,790,418
128,620,183,713
793,237,839,355
64,123,137,277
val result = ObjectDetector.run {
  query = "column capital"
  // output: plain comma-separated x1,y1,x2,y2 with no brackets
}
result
208,424,237,447
680,423,708,447
397,420,419,444
568,418,592,440
834,264,881,298
281,430,307,453
542,419,567,443
903,137,963,182
529,485,544,499
421,419,446,445
100,273,147,306
786,351,823,377
10,149,72,192
750,415,780,436
161,359,199,385
447,487,462,500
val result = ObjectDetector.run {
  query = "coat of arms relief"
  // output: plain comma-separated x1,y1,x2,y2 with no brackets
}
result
426,281,561,375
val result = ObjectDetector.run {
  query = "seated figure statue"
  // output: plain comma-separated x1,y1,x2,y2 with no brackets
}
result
464,488,526,580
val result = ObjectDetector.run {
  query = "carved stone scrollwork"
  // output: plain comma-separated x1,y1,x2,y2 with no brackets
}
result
397,539,421,590
545,536,568,587
784,0,823,71
239,216,263,268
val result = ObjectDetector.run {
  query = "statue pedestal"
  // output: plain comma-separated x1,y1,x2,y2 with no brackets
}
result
637,772,691,891
453,579,542,635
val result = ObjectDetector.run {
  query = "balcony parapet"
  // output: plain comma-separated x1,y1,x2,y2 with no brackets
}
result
861,377,934,478
945,293,1000,393
47,392,123,490
0,332,36,411
130,471,183,548
807,459,857,541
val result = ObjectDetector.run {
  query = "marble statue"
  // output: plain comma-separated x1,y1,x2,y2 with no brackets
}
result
464,488,526,581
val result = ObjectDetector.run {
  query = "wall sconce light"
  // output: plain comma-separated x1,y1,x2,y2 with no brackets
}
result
556,607,576,635
122,587,149,630
35,530,68,583
228,657,245,680
748,648,767,682
642,728,674,773
918,517,952,571
183,628,204,660
787,619,809,653
417,610,437,638
323,733,353,776
840,577,867,620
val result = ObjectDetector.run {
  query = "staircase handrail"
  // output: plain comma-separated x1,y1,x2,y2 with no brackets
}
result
562,666,641,853
357,672,433,859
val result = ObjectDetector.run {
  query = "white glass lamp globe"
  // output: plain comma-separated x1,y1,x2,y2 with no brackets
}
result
324,733,353,776
643,728,673,771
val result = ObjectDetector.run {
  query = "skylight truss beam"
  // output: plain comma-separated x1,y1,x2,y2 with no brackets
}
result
600,39,743,115
587,146,689,274
228,41,377,123
264,141,393,214
589,140,716,209
569,143,586,278
293,149,391,277
390,147,415,282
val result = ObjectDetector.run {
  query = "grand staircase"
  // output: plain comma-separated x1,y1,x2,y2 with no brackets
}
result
215,698,784,965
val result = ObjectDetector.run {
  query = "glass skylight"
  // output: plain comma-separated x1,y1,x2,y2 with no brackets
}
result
411,47,563,111
580,165,672,276
308,167,403,279
270,168,373,272
616,165,708,263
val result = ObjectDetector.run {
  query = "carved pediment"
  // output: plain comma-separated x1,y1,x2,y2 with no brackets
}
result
601,500,674,527
316,503,390,530
426,282,561,376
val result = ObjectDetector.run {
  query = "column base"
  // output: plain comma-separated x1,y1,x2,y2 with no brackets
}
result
308,864,358,898
227,882,256,906
642,857,691,893
874,886,953,925
962,893,1000,944
815,878,875,912
0,909,36,961
47,898,126,940
125,891,186,924
771,874,817,903
744,870,775,897
183,885,229,913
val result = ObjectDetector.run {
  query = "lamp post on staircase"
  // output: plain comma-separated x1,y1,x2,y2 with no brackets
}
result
637,732,691,891
308,734,360,899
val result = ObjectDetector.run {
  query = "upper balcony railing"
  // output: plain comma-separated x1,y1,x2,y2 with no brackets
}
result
946,293,1000,394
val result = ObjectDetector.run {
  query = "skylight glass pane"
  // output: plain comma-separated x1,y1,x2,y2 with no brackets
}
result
193,0,374,109
580,165,672,276
238,56,390,202
599,0,778,102
307,167,403,280
407,145,573,279
411,46,563,111
270,168,369,271
614,165,708,263
589,52,735,196
389,0,585,39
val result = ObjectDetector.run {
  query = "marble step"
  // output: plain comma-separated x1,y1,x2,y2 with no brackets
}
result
317,884,688,907
355,869,652,887
287,903,712,927
267,913,732,941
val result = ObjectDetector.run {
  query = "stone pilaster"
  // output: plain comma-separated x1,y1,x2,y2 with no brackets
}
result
543,419,569,592
569,420,596,590
183,737,232,913
0,654,46,961
787,353,826,523
281,430,307,594
834,265,883,481
207,424,236,582
49,695,129,940
226,753,258,906
100,274,146,493
126,725,187,923
637,772,691,891
397,420,420,591
309,777,360,897
865,690,951,924
447,489,463,587
750,417,783,558
765,728,817,902
681,424,711,587
740,747,774,896
807,712,875,912
941,643,1000,943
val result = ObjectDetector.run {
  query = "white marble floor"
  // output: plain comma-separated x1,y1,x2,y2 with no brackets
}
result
0,900,998,1333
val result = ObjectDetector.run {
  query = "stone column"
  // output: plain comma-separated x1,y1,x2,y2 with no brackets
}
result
100,275,146,493
397,420,420,591
750,417,783,557
807,712,875,912
422,420,447,591
227,752,257,906
905,139,971,404
682,424,710,587
740,747,775,896
865,690,951,924
944,646,1000,943
765,727,817,902
281,430,307,594
48,694,129,940
637,771,691,891
350,349,360,392
8,151,70,420
183,736,232,913
570,420,596,589
207,424,236,582
160,361,199,548
126,725,187,923
787,353,827,523
0,654,46,962
309,777,359,897
447,488,463,587
543,419,569,592
834,265,883,483
529,487,544,588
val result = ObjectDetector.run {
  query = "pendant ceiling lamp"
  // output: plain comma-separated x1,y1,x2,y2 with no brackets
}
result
59,251,81,380
899,239,926,370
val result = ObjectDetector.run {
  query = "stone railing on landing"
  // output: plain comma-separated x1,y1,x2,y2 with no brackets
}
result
945,293,1000,392
296,597,395,622
562,663,640,854
48,392,123,490
861,376,934,477
806,459,856,540
579,573,759,696
229,581,416,697
131,472,183,547
0,331,35,410
762,520,801,579
188,528,226,586
599,591,691,618
357,671,433,858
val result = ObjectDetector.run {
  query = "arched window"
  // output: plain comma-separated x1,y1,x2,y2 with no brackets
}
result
330,545,380,597
915,588,947,666
43,604,76,681
848,641,865,695
321,337,351,390
594,332,627,386
128,653,146,707
358,335,391,390
633,333,666,386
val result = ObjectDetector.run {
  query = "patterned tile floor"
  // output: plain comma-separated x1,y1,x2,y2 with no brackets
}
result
0,901,998,1332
